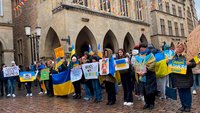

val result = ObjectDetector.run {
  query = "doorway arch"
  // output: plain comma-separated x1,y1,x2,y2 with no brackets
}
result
123,32,135,53
75,26,97,56
103,30,119,53
44,27,61,59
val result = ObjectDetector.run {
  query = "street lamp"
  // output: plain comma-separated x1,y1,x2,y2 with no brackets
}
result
25,26,41,64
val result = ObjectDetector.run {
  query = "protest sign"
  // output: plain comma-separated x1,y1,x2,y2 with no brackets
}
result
82,62,99,79
168,59,187,74
70,67,82,82
54,46,65,59
99,58,109,75
115,58,129,71
19,71,35,82
3,66,19,77
40,68,50,81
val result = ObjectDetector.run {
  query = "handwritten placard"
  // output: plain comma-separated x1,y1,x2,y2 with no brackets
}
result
3,66,19,77
70,67,82,82
82,62,99,79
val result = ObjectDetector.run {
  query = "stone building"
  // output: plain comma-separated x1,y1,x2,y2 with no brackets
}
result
12,0,152,66
150,0,198,49
0,0,14,66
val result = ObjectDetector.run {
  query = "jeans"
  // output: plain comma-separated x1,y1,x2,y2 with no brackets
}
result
178,88,192,108
92,79,102,101
25,82,32,94
83,83,92,98
192,74,200,91
7,77,16,94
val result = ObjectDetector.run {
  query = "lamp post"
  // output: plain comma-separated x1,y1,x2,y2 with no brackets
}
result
25,26,41,64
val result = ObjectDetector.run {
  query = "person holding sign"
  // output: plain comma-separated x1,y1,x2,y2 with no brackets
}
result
7,61,18,98
100,48,116,105
116,49,133,106
91,55,102,103
170,43,196,112
69,55,82,99
135,43,157,110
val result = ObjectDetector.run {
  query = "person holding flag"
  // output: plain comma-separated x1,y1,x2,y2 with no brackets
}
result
134,43,157,110
100,48,116,105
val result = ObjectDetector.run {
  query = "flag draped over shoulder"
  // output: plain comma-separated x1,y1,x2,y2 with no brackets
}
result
109,57,115,77
52,67,74,96
135,53,155,82
155,52,168,78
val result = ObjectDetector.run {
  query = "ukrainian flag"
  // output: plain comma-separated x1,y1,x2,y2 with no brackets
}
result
115,59,127,69
70,44,76,59
88,44,94,55
155,52,168,78
19,71,35,82
97,43,103,58
55,57,63,70
52,67,74,96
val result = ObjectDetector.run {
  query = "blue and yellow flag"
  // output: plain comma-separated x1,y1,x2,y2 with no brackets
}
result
52,67,74,96
155,52,168,78
55,57,63,70
70,44,76,59
97,43,103,58
109,56,115,77
19,71,35,82
88,44,93,55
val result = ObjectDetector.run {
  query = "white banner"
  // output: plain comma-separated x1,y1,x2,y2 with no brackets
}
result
82,62,99,79
99,58,109,75
70,67,82,82
3,66,19,77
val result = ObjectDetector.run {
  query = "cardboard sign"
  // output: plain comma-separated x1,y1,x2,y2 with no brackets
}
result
19,71,35,82
54,47,65,59
168,59,187,74
99,58,109,75
82,62,99,79
40,68,50,81
115,58,129,71
3,66,19,77
70,67,82,82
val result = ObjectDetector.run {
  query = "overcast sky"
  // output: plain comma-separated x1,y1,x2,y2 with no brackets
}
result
195,0,200,20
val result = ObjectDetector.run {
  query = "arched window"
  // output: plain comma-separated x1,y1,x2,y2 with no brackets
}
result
119,0,128,16
135,0,143,20
100,0,111,12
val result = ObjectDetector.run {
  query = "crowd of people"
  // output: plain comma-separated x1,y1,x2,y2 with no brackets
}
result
0,42,200,112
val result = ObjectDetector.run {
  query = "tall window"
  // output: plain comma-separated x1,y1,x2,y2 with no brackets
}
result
0,0,3,16
158,0,163,11
136,0,142,20
165,2,170,13
120,0,128,16
174,22,179,36
17,39,23,65
172,4,176,15
180,23,185,37
178,6,182,17
100,0,111,12
168,20,173,35
160,19,165,35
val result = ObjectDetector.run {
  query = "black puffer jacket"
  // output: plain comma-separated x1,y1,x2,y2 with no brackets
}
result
172,54,196,88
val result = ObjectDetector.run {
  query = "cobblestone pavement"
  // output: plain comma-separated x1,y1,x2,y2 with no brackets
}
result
0,86,199,113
